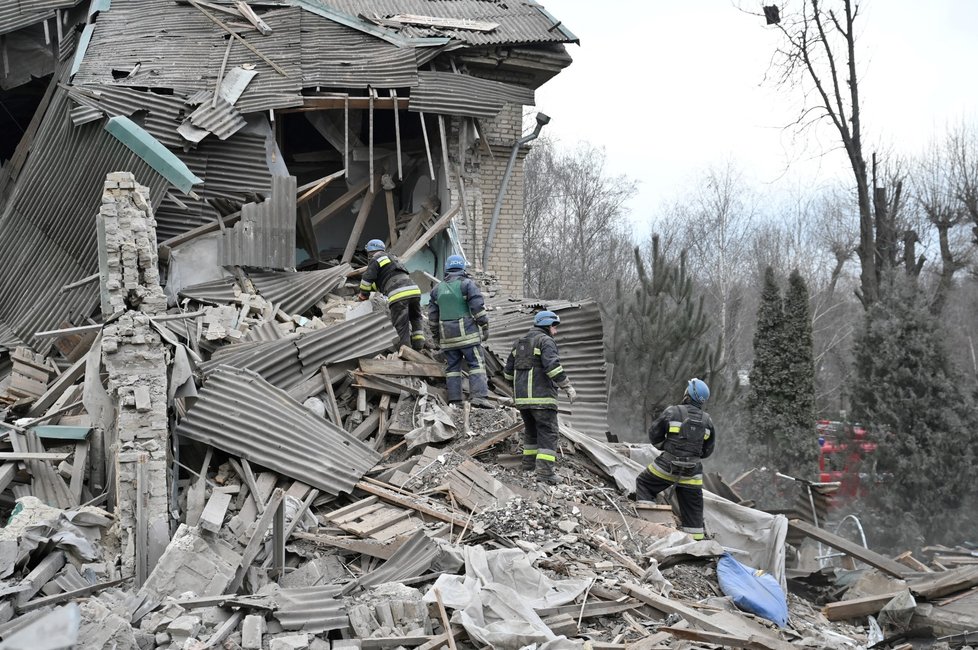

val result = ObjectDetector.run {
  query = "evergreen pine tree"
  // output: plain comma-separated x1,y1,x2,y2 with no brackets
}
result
608,237,723,433
747,267,786,472
782,270,819,477
850,276,978,550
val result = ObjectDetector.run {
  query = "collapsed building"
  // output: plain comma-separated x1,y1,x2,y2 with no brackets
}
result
1,2,977,649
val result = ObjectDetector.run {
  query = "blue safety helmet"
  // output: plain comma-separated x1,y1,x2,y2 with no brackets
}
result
445,254,466,272
365,239,386,252
534,310,560,327
685,378,710,406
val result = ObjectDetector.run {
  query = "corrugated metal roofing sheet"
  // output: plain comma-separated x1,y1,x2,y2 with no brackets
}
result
220,175,297,269
409,70,534,119
300,14,419,89
199,310,396,388
185,97,248,142
178,277,238,305
292,310,397,370
316,0,577,46
65,85,277,242
0,0,81,36
273,584,347,633
71,1,304,114
357,529,440,588
485,299,610,439
175,367,381,495
0,70,169,349
250,264,352,315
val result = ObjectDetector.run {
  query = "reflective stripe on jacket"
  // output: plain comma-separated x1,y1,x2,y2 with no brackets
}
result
428,271,488,350
503,327,567,410
648,403,716,479
359,253,421,304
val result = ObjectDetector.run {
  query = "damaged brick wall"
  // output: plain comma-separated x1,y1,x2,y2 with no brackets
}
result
96,172,170,583
453,103,527,297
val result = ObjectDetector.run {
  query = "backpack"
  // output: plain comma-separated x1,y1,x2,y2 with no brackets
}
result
662,405,709,472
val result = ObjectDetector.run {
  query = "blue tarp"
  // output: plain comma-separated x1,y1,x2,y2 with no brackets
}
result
716,552,789,628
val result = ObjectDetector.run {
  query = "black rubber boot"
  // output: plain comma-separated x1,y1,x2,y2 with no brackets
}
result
535,462,560,485
470,397,494,409
521,454,537,472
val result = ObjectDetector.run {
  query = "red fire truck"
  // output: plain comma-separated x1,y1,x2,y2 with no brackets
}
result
816,420,878,501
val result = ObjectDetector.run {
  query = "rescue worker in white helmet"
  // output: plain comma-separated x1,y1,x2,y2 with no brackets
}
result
358,239,426,351
635,378,716,540
428,254,492,409
503,310,577,485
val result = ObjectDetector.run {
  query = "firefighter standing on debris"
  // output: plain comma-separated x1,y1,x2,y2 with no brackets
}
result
636,378,716,540
428,254,493,409
504,310,577,485
358,239,426,351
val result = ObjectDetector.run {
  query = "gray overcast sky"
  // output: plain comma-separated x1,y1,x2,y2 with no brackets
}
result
532,1,978,232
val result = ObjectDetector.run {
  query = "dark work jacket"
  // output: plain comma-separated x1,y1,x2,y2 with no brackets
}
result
649,403,716,477
358,252,421,304
503,327,567,410
428,271,489,350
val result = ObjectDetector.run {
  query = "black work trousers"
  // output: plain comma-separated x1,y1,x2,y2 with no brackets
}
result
636,467,706,540
520,408,559,467
388,297,424,350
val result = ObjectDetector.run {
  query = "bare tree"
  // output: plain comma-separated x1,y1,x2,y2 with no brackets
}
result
523,139,637,300
908,135,973,313
766,0,888,306
654,162,756,379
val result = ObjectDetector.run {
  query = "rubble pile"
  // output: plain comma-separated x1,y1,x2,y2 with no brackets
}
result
0,173,975,649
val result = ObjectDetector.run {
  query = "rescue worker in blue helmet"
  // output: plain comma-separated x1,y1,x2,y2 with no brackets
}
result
635,378,716,540
503,310,577,485
358,239,426,351
428,254,492,409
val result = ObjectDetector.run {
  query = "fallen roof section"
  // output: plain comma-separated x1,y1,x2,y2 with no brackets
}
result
174,366,381,496
319,0,579,45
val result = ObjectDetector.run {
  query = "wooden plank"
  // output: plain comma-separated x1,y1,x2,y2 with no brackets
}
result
660,626,787,650
291,531,406,560
19,576,128,613
460,422,523,456
356,480,468,527
908,565,978,600
535,599,641,619
342,183,379,264
894,550,933,573
346,508,411,538
821,591,903,621
229,488,285,592
400,204,460,263
372,516,420,542
16,551,65,608
0,463,17,493
332,501,386,525
233,0,272,34
433,588,457,650
350,410,381,442
385,189,397,245
0,452,70,462
359,358,445,378
310,177,370,227
788,519,913,578
69,439,89,505
326,496,378,522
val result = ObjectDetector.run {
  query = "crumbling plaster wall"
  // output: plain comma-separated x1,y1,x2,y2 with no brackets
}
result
97,172,170,583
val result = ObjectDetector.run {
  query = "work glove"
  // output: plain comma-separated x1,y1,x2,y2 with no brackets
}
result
480,325,489,342
357,293,369,302
561,383,577,404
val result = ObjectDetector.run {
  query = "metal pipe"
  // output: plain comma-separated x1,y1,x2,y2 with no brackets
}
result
481,112,550,270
